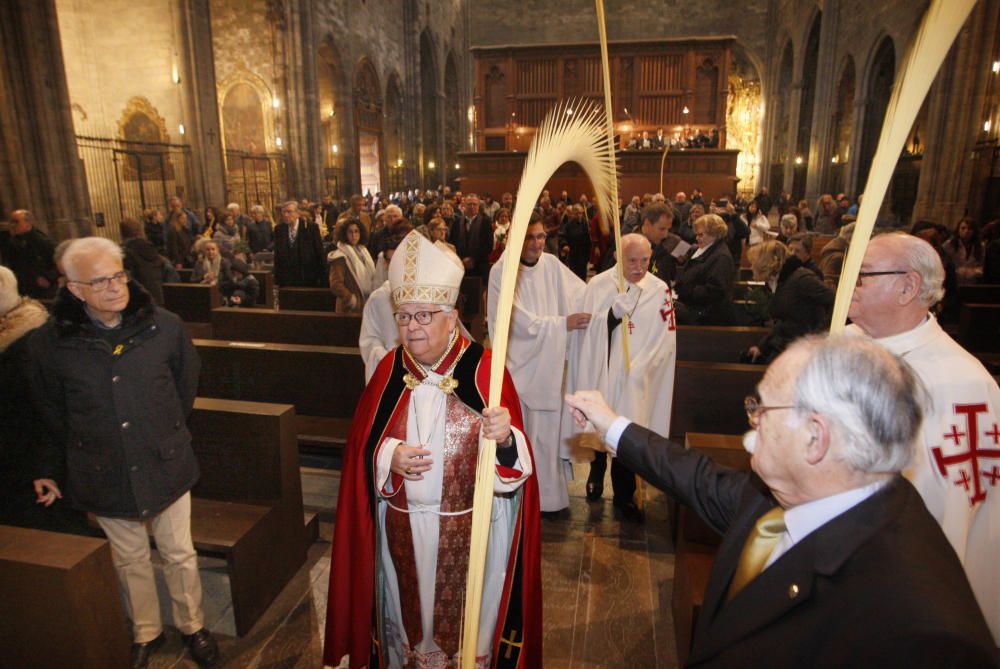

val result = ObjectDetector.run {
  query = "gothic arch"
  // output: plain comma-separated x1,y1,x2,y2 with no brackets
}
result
217,67,277,155
857,36,895,192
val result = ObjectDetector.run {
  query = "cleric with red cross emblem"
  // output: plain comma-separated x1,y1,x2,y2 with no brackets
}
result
563,233,677,521
849,231,1000,642
323,230,542,668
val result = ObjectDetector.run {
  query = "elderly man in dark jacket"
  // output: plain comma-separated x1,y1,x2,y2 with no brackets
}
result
28,237,219,669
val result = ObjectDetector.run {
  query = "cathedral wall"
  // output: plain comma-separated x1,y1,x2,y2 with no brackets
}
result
56,0,183,142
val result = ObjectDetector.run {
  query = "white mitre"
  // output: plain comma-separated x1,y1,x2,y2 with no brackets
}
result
388,230,464,307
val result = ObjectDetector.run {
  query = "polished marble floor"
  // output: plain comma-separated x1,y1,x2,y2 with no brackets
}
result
145,464,680,668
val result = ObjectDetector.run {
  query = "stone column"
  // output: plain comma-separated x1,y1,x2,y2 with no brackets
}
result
176,0,225,209
784,81,804,195
403,0,420,189
913,0,1000,227
284,0,323,199
0,0,91,239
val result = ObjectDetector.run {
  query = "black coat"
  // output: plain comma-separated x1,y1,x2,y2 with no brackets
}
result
0,228,58,298
28,284,201,518
122,237,166,305
449,214,493,276
245,218,274,253
756,260,834,361
675,240,736,325
273,220,326,287
616,423,999,669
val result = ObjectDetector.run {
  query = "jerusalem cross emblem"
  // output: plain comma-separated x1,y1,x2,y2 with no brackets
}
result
931,403,1000,507
659,290,677,331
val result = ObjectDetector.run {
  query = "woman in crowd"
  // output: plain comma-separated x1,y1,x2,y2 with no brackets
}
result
426,216,457,254
797,199,814,231
777,213,799,244
165,210,194,269
142,208,166,252
327,220,375,313
490,207,512,264
746,244,835,363
945,217,985,284
746,199,771,247
192,239,232,285
245,204,274,254
220,259,259,307
675,213,736,325
202,206,221,239
212,211,241,257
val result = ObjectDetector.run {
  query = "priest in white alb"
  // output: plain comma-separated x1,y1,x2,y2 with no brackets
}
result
488,216,589,513
848,231,1000,642
325,231,542,668
565,233,677,521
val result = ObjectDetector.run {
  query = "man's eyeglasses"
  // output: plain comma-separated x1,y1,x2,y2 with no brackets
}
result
70,270,129,292
394,310,443,326
855,270,908,287
744,395,796,427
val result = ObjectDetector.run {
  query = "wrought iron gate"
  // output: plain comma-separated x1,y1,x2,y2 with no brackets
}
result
225,151,287,216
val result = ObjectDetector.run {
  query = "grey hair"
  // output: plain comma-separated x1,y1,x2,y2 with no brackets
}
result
249,204,265,215
787,334,923,474
876,231,945,307
384,204,403,217
226,202,241,211
62,237,124,281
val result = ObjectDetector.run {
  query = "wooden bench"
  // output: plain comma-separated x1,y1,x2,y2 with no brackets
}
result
672,433,751,665
957,284,1000,305
194,339,364,450
186,397,317,635
163,282,222,323
0,525,129,668
677,325,767,362
670,360,764,439
177,268,274,308
958,303,1000,353
210,307,362,347
277,287,337,311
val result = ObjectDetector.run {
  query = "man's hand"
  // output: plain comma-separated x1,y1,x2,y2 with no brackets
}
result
230,295,242,305
564,390,618,437
33,479,62,507
482,406,512,445
462,257,474,269
611,289,640,319
391,444,433,481
561,245,570,256
36,276,51,289
747,345,762,362
566,312,592,331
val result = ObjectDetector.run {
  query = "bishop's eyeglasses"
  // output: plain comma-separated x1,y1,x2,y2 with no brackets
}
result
394,310,444,326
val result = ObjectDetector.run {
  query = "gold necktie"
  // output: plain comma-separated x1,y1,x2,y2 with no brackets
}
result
727,506,786,600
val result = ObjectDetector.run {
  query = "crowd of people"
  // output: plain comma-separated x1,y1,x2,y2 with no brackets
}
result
2,182,999,668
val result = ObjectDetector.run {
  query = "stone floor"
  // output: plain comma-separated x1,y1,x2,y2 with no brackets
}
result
145,464,680,668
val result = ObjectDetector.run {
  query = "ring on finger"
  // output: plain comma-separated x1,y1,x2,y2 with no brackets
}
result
405,466,412,474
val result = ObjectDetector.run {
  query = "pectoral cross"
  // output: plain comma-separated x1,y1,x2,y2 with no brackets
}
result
500,629,522,660
627,320,636,335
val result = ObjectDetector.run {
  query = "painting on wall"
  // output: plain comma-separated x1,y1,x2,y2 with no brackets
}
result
223,83,267,159
118,97,174,181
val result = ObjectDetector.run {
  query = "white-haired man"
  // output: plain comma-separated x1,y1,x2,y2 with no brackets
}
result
488,216,589,514
565,233,677,521
565,335,997,666
225,202,252,242
849,231,1000,641
28,237,218,668
324,231,542,668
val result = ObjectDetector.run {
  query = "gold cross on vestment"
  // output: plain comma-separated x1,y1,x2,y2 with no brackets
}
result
500,629,522,660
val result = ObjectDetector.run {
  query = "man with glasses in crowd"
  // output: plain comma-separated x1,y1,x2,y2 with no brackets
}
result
325,230,541,668
565,334,997,666
28,237,219,668
849,231,1000,642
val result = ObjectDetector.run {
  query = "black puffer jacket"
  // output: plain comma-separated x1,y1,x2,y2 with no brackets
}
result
675,240,736,325
28,283,200,518
122,237,166,305
754,257,835,361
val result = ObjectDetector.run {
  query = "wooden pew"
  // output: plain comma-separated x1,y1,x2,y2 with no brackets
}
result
187,397,316,635
250,270,275,308
672,433,751,665
731,280,767,300
277,286,337,311
194,339,363,450
958,303,1000,353
0,526,129,668
669,361,764,439
163,282,222,323
211,307,362,346
958,284,1000,305
677,325,767,363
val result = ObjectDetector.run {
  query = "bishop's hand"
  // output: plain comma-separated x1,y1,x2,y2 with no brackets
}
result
392,444,433,481
481,406,513,446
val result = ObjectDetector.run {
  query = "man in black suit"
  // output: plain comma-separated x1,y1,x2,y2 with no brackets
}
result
449,193,493,277
566,334,998,668
273,200,326,287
